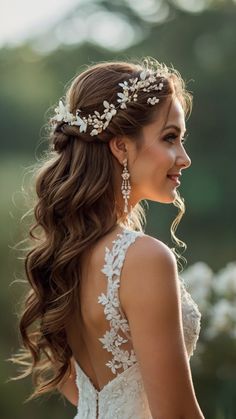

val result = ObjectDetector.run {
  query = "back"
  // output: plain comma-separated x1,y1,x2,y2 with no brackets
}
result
65,226,143,391
65,226,203,419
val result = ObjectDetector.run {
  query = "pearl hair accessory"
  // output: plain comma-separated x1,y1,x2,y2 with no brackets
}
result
51,68,166,137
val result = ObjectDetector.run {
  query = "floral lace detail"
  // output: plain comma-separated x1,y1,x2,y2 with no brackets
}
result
97,229,202,370
98,229,144,374
74,230,202,418
74,362,98,419
179,278,202,357
74,362,152,419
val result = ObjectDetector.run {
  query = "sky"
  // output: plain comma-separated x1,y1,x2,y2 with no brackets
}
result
1,0,140,52
2,0,234,52
1,0,144,53
1,0,78,47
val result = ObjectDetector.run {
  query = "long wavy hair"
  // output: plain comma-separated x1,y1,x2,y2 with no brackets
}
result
9,58,192,400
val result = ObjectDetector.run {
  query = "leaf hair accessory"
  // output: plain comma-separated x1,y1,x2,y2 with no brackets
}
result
51,68,167,137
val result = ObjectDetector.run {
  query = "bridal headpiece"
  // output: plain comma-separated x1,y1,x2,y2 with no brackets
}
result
51,68,168,137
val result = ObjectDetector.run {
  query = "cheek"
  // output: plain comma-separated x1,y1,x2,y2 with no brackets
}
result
132,156,158,187
146,146,174,172
131,145,174,184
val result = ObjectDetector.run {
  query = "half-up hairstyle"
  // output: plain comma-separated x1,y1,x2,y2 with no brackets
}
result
9,57,192,400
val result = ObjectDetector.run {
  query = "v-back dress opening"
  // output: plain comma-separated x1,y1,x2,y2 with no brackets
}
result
73,228,201,419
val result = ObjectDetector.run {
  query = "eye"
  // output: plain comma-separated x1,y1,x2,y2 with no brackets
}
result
164,133,188,145
163,133,178,143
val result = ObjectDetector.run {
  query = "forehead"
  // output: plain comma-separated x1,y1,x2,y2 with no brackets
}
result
141,96,186,143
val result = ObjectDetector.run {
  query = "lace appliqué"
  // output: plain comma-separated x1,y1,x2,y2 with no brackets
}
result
97,229,201,374
98,230,144,375
179,278,202,357
74,361,153,419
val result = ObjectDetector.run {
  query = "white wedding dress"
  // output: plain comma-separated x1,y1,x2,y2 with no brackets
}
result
73,229,201,419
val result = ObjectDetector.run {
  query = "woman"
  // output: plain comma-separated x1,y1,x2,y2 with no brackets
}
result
11,58,205,418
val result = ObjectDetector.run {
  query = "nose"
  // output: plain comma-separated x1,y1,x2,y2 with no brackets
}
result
176,147,191,169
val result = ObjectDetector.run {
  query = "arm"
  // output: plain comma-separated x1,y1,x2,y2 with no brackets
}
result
120,236,205,419
57,356,79,407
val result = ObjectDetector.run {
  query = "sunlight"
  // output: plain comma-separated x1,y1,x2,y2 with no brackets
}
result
1,0,78,47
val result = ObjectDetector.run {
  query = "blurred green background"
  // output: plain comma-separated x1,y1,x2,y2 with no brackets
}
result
1,0,236,418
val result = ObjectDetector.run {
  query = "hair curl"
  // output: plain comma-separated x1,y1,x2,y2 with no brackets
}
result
9,57,192,400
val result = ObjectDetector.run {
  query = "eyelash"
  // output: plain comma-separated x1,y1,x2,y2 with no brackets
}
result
164,133,188,145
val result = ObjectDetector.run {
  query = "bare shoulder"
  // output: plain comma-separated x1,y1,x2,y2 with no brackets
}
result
132,232,174,255
120,233,178,314
120,233,204,418
125,232,177,272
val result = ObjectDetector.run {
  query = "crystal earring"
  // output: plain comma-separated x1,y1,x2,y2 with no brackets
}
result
121,158,131,213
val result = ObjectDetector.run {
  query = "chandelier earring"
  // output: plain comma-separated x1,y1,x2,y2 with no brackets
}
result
121,158,131,214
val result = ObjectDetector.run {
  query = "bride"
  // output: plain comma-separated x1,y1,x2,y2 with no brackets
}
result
10,58,205,418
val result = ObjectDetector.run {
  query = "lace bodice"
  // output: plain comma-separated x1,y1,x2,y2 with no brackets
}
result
74,229,201,419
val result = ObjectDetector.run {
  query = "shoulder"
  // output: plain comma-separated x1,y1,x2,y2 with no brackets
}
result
120,233,179,315
124,232,177,279
120,234,203,418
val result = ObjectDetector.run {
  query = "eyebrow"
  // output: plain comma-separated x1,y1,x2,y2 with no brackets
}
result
162,124,186,134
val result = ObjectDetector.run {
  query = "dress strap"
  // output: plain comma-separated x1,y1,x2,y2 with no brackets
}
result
97,229,144,375
101,229,144,281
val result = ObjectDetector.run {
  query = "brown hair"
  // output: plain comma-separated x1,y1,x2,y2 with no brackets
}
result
9,58,192,400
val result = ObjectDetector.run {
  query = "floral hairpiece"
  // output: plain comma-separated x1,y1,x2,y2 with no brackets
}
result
51,69,166,137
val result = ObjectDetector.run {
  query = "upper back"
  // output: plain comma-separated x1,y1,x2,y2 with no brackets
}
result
65,225,203,418
65,226,144,390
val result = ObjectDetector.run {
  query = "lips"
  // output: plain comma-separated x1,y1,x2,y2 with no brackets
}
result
167,175,180,181
167,174,181,186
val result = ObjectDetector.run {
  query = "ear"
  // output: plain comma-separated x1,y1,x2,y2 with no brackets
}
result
108,137,129,165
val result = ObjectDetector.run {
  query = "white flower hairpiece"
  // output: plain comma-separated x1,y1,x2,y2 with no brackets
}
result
51,68,167,137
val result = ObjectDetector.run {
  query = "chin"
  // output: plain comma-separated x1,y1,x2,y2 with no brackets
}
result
154,190,177,204
147,195,175,204
161,197,176,204
142,189,177,204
